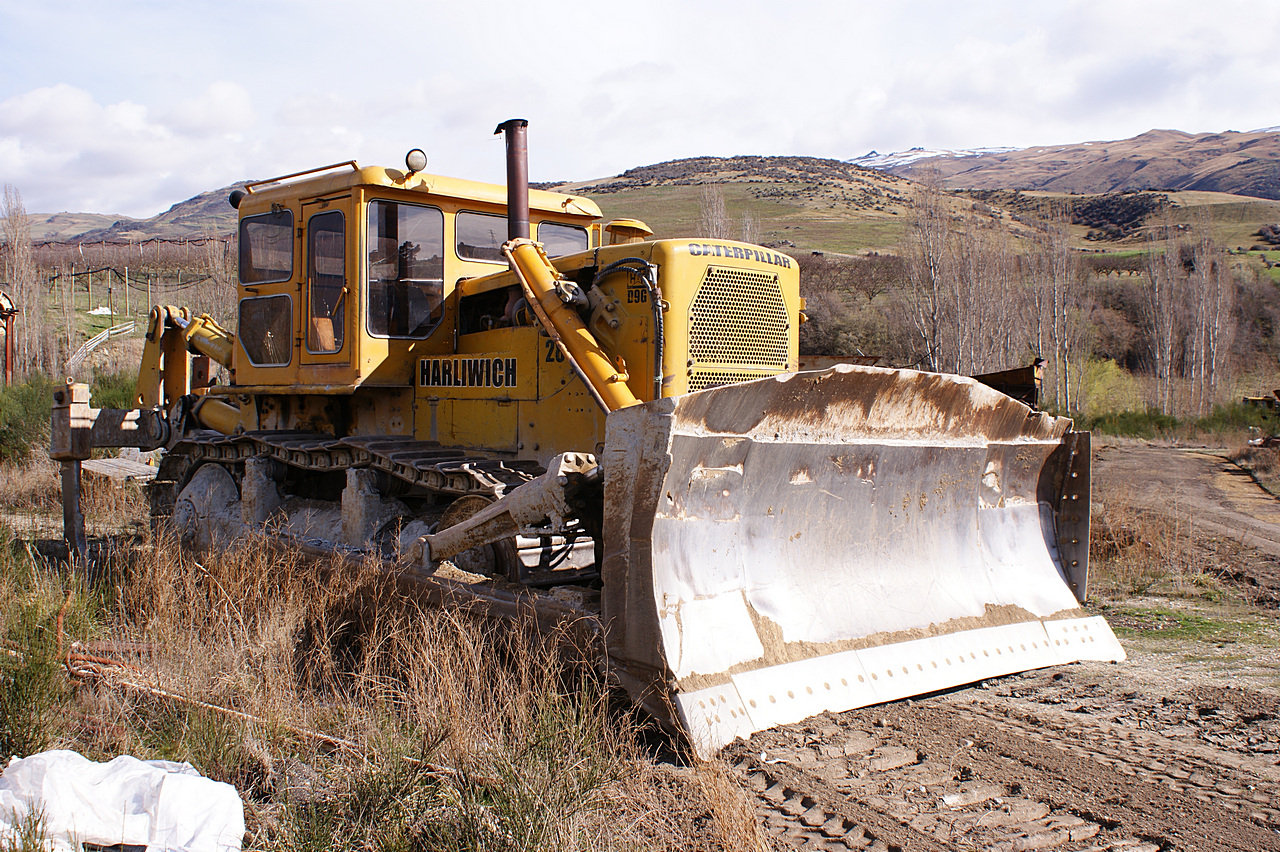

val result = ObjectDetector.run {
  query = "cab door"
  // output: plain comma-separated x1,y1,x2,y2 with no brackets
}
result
301,201,353,367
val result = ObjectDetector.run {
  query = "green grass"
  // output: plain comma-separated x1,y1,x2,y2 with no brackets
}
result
1097,601,1276,645
0,376,59,463
0,536,80,758
89,369,137,410
583,182,908,254
1081,402,1278,440
1080,408,1180,439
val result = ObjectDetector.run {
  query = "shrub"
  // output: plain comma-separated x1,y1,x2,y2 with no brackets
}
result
1193,402,1277,435
0,376,58,463
1079,408,1180,439
89,369,138,411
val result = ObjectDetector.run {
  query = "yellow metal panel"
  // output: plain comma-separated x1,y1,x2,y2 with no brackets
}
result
646,240,799,397
433,399,518,452
416,327,540,400
587,267,659,403
518,391,605,465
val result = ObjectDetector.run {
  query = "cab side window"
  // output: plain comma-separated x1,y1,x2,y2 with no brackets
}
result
367,201,445,337
239,210,293,284
307,211,345,353
537,222,588,257
455,211,506,263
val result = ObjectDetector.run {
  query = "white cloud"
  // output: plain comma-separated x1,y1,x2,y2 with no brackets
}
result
161,82,255,137
1,0,1279,216
0,83,256,215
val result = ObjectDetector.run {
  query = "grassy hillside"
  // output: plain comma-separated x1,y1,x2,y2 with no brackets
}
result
577,181,909,254
557,160,1280,261
549,155,921,255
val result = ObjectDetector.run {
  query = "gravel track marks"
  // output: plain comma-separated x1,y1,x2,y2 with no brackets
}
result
726,671,1280,851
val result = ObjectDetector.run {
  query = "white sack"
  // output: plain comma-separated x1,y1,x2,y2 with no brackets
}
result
0,750,244,852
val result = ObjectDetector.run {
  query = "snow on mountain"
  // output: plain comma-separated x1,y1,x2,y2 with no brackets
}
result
849,146,1020,171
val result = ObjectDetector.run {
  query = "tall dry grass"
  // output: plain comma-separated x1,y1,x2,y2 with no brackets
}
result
1089,480,1219,597
1229,443,1280,494
0,487,765,851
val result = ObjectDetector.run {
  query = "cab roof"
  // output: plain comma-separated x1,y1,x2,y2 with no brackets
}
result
240,162,602,221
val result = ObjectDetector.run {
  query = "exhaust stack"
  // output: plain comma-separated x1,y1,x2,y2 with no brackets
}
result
495,118,530,241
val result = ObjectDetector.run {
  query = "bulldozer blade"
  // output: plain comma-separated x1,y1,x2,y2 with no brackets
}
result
601,364,1123,757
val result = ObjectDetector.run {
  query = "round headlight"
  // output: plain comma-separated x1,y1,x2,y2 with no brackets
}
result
405,149,428,173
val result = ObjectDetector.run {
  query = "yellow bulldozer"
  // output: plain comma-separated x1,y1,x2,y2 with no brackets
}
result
52,119,1123,756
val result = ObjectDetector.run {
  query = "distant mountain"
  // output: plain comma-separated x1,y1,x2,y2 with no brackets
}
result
849,146,1018,171
26,132,1280,255
29,212,132,243
550,154,905,195
855,129,1280,200
31,183,246,244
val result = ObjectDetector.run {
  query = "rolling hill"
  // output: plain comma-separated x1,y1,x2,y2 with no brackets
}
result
853,129,1280,200
30,183,245,244
21,129,1280,260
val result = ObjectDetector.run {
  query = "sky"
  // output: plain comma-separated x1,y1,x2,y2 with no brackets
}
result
2,0,1278,219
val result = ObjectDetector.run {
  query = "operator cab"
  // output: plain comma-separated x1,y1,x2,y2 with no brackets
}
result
230,155,601,391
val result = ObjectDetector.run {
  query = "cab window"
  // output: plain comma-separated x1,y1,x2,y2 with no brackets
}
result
367,200,445,337
239,210,293,284
239,295,292,366
307,211,345,353
455,211,506,263
538,222,588,257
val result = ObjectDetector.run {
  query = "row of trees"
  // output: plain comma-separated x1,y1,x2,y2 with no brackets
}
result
0,184,237,379
797,177,1276,417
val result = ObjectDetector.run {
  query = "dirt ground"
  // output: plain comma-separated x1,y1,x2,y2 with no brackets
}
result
718,444,1280,851
1094,443,1280,602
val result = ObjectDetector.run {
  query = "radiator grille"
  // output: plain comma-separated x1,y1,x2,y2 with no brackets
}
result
688,267,789,382
688,369,775,393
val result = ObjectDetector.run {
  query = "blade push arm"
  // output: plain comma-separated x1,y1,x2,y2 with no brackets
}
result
503,239,640,413
136,305,235,409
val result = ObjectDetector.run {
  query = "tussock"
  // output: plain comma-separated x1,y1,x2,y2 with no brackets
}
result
0,478,761,851
1090,479,1219,596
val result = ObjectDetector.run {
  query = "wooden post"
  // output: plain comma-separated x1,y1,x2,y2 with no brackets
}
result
124,264,130,317
3,313,12,386
62,460,87,561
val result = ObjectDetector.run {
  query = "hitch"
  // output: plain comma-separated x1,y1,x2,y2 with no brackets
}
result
52,380,170,560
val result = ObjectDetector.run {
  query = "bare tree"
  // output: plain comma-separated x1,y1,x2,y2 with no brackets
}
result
1027,213,1084,411
192,231,237,323
952,221,1024,374
698,185,731,240
1,184,55,377
903,171,950,371
1184,227,1236,415
740,209,758,245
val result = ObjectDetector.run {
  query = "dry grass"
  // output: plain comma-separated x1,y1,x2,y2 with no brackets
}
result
1090,480,1224,598
1229,443,1280,496
0,450,60,513
0,471,763,852
695,762,768,852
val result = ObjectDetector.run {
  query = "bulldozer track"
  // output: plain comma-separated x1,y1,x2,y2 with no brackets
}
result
158,430,544,499
724,670,1280,851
